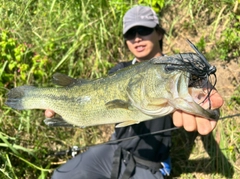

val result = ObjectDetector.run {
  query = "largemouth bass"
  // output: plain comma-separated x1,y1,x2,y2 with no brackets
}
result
5,51,219,128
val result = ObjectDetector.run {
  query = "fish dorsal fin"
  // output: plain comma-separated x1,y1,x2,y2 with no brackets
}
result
115,120,139,128
52,73,89,87
44,117,74,127
105,99,130,109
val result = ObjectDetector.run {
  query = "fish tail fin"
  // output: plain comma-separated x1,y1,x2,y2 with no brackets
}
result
5,86,36,110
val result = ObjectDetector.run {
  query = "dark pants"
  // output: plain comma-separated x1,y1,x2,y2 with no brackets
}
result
51,143,164,179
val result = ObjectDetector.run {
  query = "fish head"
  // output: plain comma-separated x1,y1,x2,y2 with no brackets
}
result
146,55,219,120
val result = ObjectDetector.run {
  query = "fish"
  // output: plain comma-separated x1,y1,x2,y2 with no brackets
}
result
5,52,219,128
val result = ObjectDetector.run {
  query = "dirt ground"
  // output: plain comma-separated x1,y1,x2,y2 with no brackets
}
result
212,59,239,110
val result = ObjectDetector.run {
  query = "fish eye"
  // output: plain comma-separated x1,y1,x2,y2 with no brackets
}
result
164,65,176,73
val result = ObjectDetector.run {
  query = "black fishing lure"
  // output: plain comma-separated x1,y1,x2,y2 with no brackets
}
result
183,39,217,109
152,39,217,109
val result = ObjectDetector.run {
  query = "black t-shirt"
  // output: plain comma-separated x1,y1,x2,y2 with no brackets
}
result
108,61,173,162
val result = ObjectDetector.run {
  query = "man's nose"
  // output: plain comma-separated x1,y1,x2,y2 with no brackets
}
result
134,33,142,42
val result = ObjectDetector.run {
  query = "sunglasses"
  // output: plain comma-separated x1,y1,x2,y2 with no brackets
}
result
123,26,155,40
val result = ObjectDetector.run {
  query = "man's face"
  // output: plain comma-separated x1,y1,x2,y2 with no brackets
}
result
124,26,163,61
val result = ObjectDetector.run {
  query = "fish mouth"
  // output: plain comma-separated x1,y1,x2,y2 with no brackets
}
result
188,87,208,105
187,73,219,112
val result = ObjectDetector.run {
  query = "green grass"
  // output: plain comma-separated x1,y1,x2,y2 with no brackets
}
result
0,0,240,178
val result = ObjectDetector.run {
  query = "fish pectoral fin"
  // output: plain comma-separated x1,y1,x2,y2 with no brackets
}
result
44,117,74,127
115,120,139,128
105,99,130,109
147,98,168,106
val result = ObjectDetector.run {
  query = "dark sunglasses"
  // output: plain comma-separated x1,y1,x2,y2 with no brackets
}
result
123,26,155,40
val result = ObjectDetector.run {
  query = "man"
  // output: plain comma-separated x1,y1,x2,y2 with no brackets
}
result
48,5,223,179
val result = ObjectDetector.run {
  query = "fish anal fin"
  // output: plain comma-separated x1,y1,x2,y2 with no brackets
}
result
105,99,130,109
115,120,139,128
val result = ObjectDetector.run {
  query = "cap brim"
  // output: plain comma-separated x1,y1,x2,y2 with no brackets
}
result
123,21,157,34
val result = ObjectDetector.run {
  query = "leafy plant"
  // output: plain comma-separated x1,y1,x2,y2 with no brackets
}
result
0,30,49,88
138,0,165,13
216,14,240,61
231,85,240,105
196,36,206,53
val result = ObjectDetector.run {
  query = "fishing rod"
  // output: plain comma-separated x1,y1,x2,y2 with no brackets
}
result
50,126,179,157
50,113,240,157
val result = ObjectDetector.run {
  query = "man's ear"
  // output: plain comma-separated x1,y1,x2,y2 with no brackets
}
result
156,29,163,41
158,33,163,41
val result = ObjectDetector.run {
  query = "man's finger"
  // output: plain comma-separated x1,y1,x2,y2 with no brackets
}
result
195,116,212,135
201,90,224,109
45,110,55,118
182,112,197,131
172,111,183,127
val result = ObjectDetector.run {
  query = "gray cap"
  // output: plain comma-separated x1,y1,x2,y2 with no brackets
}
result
123,5,159,34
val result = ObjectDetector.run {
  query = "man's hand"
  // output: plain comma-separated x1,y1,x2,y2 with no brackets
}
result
172,89,224,135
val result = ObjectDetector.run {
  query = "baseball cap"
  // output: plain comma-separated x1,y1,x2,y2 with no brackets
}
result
123,5,159,34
